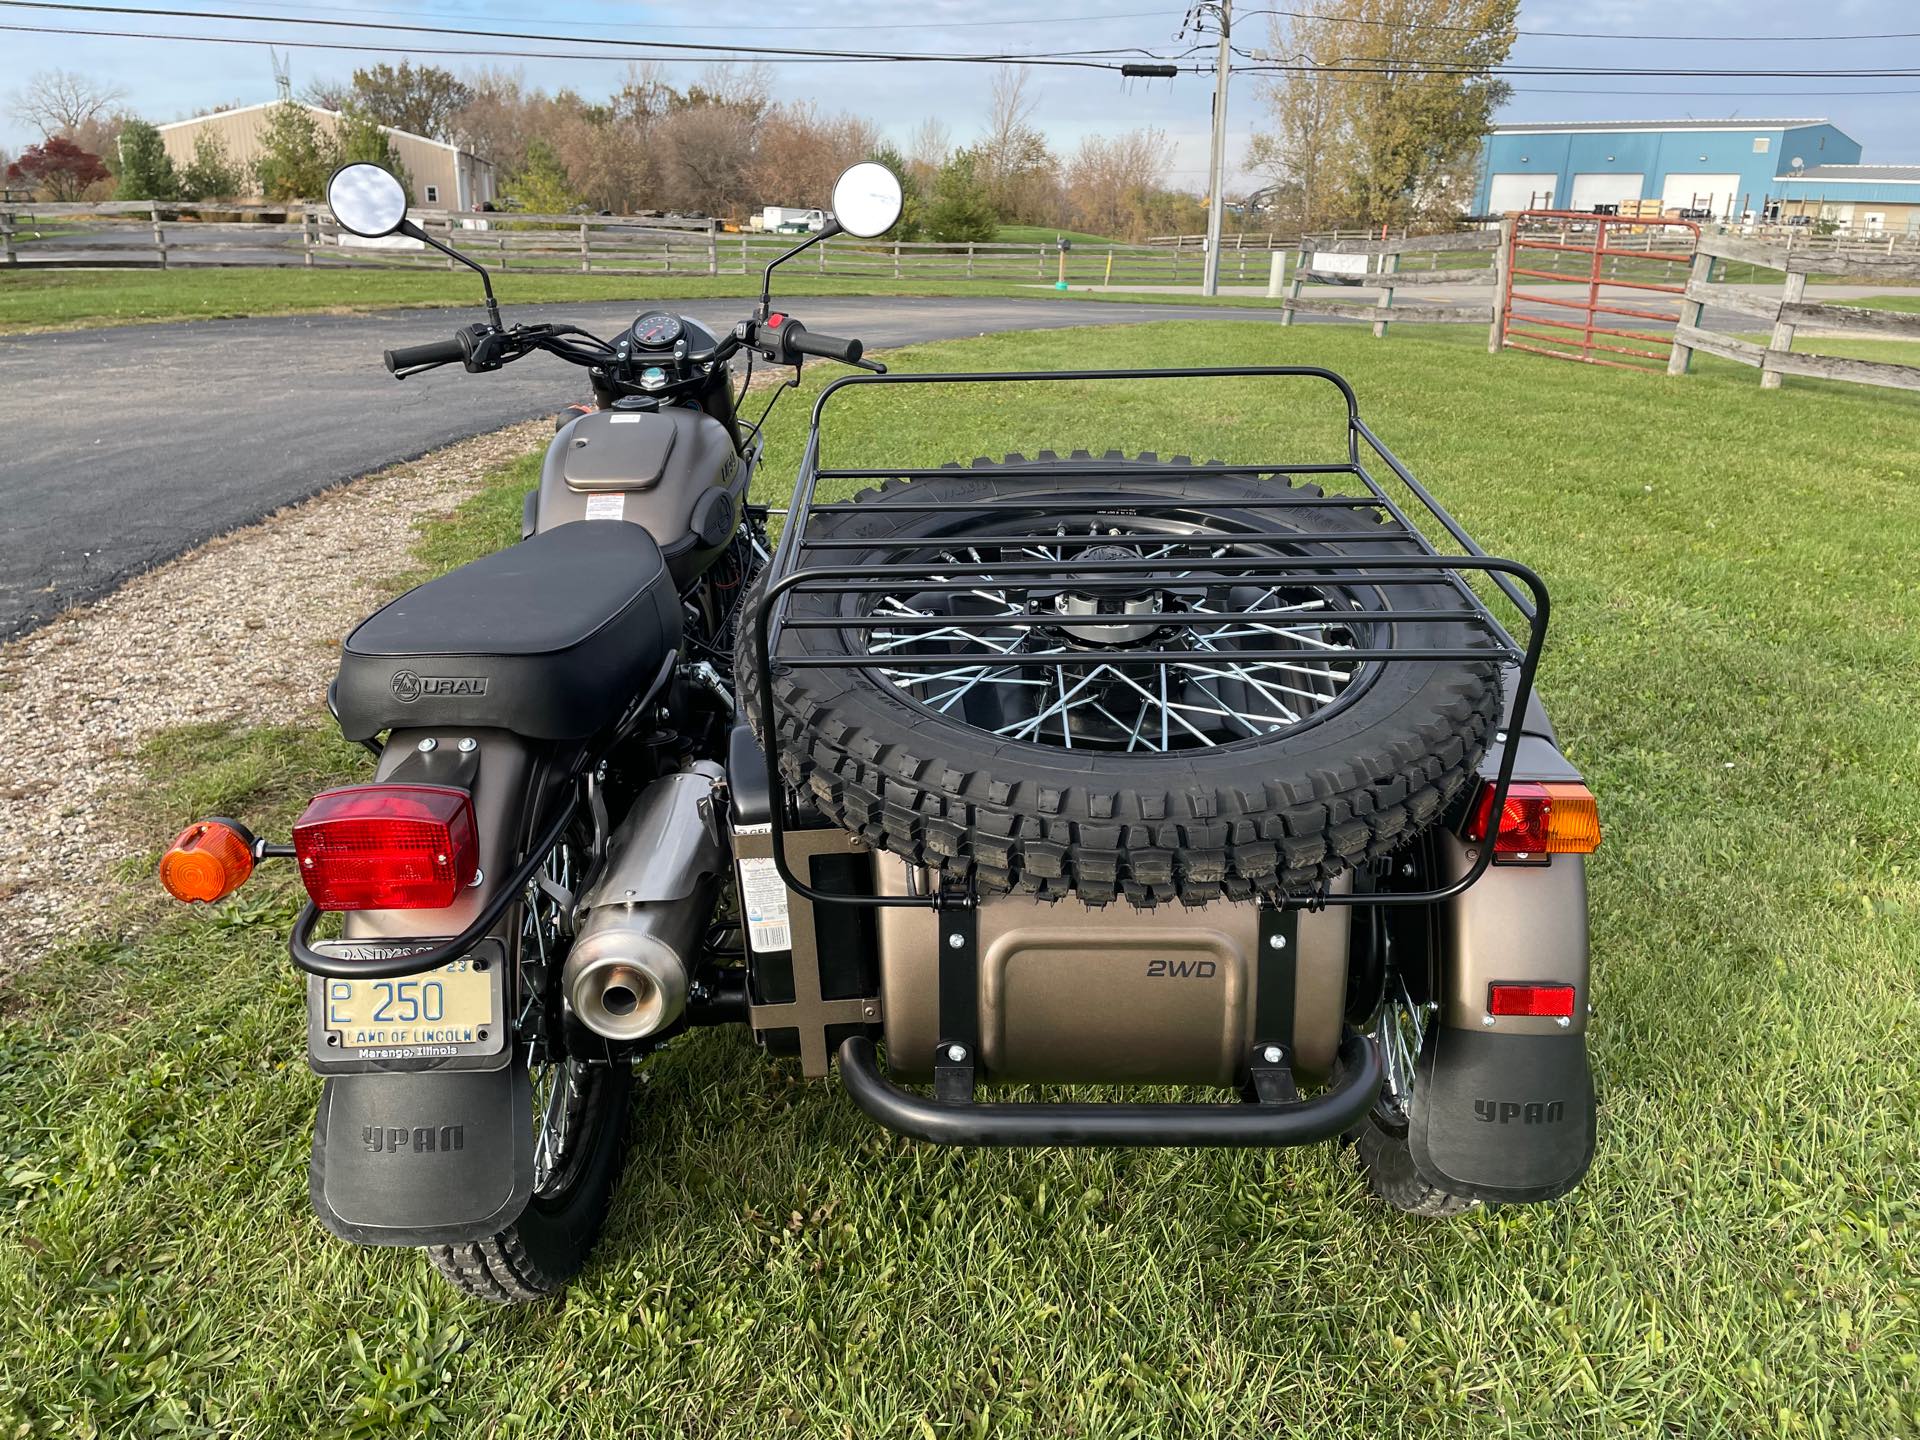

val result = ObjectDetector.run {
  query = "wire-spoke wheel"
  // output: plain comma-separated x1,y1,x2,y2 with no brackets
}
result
741,454,1501,906
427,835,634,1303
1350,983,1479,1218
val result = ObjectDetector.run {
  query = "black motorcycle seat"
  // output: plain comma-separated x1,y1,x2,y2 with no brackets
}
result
332,521,682,741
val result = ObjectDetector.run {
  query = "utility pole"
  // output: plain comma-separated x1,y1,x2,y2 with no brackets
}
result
1201,0,1232,296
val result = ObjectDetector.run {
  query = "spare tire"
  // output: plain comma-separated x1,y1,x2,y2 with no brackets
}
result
738,454,1500,906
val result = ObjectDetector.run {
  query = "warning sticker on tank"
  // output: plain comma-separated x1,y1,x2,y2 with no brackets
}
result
737,854,791,954
583,492,625,521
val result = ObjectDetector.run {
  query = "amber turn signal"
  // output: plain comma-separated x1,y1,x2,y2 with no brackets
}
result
159,819,256,903
1466,781,1601,857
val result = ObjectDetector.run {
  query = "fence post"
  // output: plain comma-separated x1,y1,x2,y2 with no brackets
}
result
579,222,589,274
1279,247,1304,326
2,210,14,266
1760,269,1806,390
894,238,901,278
708,220,718,276
740,233,748,272
1371,251,1398,338
1667,248,1714,376
302,209,315,267
1489,215,1513,353
1266,249,1286,299
966,242,975,279
150,199,167,269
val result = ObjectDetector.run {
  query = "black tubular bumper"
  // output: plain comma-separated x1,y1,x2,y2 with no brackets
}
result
835,1033,1383,1148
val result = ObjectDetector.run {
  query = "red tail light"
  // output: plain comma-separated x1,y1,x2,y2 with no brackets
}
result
292,784,478,911
1466,780,1601,858
1488,982,1577,1019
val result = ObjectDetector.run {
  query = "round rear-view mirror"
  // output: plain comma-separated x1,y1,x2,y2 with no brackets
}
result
831,163,904,239
327,163,409,238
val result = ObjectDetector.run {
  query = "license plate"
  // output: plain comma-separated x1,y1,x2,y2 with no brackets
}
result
306,938,506,1071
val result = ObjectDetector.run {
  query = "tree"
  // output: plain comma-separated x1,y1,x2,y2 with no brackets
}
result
252,99,334,201
924,149,999,242
114,118,178,201
334,102,411,195
976,66,1058,222
336,61,472,140
8,69,126,138
906,116,951,187
1064,127,1174,239
5,136,110,200
1247,0,1518,228
501,138,580,215
179,130,245,202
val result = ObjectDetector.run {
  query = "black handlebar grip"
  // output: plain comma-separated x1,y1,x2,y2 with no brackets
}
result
787,329,863,364
383,336,468,373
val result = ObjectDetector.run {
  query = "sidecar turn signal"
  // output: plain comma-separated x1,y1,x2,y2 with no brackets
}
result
1466,781,1600,859
159,819,257,903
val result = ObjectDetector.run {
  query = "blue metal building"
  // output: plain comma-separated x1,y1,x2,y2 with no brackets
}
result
1473,118,1863,220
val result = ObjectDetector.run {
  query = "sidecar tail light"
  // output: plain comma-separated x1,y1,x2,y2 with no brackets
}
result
159,819,256,903
1466,781,1600,859
292,785,477,911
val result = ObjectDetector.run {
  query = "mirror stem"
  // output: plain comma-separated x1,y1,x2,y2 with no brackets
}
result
760,220,843,318
401,219,503,330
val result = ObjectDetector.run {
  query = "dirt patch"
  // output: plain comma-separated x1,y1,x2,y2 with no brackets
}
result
0,419,547,974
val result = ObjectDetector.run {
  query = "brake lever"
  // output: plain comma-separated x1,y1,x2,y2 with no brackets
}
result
851,356,888,374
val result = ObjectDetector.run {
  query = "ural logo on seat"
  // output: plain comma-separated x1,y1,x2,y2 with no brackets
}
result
391,669,489,703
363,1125,465,1154
1474,1099,1565,1125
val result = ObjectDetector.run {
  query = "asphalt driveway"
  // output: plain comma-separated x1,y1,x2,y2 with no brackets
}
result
0,294,1299,639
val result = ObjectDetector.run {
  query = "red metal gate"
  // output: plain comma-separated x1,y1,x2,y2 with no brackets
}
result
1497,210,1701,372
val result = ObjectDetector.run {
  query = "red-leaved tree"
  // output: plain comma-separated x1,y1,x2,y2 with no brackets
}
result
6,136,110,200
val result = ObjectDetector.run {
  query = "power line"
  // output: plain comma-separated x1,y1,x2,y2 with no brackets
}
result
0,20,1170,67
1239,8,1920,42
187,0,1188,36
0,1,1196,66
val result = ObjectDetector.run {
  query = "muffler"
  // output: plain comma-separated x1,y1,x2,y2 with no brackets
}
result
564,762,725,1041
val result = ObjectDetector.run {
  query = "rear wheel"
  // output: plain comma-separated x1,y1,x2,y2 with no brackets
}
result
427,837,633,1303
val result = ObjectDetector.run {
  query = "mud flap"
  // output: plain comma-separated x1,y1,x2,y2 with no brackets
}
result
309,1064,533,1247
1409,1026,1595,1204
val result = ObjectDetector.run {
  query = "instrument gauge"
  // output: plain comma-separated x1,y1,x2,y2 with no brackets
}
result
629,311,683,348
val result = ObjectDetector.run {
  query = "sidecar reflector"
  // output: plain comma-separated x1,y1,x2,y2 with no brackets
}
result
1488,982,1577,1019
159,819,256,903
292,784,478,911
1466,781,1600,858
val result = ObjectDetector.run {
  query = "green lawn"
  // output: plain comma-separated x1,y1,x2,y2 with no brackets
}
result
994,225,1129,246
1858,293,1920,314
0,267,1308,334
2,323,1916,1438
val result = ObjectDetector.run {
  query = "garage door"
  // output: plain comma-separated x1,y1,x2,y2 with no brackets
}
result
1660,173,1740,216
1489,173,1553,212
1570,172,1643,211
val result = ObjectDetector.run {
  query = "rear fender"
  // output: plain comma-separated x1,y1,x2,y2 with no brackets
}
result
310,1062,533,1246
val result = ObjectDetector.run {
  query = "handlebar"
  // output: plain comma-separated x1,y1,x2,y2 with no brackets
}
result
786,328,863,365
384,336,467,373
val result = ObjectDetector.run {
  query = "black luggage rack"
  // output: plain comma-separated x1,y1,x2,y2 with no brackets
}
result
749,364,1549,919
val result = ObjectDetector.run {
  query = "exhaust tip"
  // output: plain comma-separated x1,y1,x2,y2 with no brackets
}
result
569,955,678,1040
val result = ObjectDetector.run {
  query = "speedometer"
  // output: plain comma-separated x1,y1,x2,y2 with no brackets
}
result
629,311,683,348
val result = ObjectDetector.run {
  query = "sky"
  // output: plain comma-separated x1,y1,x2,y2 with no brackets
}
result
3,0,1917,192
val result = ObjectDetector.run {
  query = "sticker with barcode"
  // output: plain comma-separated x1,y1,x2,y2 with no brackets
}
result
737,854,791,954
583,492,625,520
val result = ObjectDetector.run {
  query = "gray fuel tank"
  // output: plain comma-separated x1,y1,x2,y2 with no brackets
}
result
536,406,746,586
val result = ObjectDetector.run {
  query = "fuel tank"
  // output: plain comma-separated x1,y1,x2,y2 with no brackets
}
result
536,405,746,586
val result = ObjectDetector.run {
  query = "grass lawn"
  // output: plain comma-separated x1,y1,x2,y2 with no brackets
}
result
993,225,1129,246
0,267,1303,335
1858,294,1920,314
2,322,1916,1438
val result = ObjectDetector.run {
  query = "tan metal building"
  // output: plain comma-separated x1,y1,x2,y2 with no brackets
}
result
157,101,496,209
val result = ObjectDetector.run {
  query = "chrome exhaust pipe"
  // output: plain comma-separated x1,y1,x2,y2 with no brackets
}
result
563,762,725,1042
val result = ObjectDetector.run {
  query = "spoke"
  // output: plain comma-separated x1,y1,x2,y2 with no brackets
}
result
1173,655,1302,724
1103,667,1217,746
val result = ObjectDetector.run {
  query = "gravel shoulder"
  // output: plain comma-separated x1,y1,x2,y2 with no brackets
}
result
0,419,547,975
